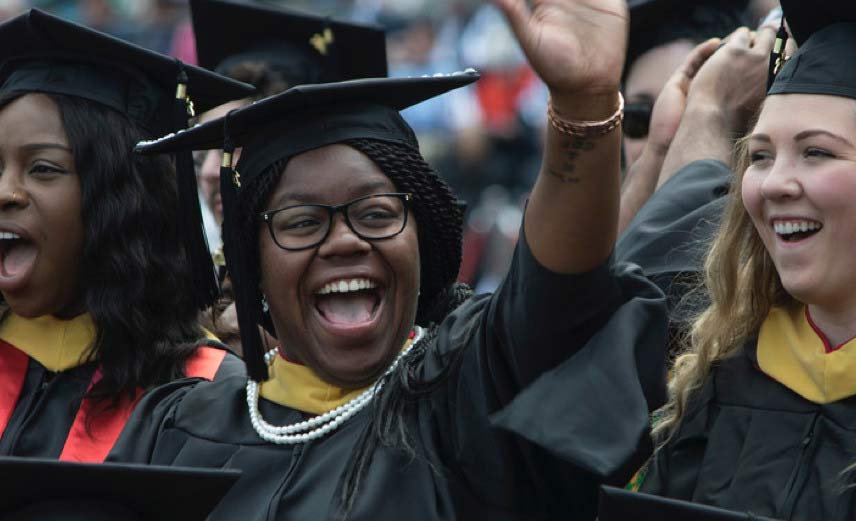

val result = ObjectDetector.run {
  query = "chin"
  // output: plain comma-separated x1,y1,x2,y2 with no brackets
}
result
320,353,393,389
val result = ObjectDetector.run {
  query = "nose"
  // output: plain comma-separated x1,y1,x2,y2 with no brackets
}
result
0,169,28,210
317,213,371,258
759,157,802,201
199,150,221,184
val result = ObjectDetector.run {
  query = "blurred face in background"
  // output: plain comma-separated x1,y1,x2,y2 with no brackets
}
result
195,99,248,224
622,39,694,167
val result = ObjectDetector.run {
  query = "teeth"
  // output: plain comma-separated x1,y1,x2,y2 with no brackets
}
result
773,220,822,236
316,278,377,295
0,232,20,240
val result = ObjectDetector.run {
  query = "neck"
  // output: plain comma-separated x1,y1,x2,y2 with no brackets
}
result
806,303,856,348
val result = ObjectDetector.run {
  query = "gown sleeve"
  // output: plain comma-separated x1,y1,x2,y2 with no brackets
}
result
422,223,669,518
614,159,730,320
106,380,198,464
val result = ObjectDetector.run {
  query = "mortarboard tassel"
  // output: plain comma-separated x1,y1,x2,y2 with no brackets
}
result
173,63,220,311
218,115,267,381
767,17,790,91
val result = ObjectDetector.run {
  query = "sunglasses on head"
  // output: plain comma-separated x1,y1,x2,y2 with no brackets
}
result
623,101,653,139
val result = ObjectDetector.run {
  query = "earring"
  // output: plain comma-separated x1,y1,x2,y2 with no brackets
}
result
261,295,270,313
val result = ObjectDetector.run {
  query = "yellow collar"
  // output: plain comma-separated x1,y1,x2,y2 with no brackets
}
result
758,304,856,404
0,313,97,372
260,335,415,415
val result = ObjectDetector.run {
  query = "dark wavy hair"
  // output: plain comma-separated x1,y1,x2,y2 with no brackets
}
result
238,137,473,518
0,91,204,408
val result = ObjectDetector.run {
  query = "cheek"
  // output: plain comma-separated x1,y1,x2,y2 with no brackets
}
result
48,183,85,263
258,232,291,294
399,227,420,291
803,175,855,219
741,173,765,226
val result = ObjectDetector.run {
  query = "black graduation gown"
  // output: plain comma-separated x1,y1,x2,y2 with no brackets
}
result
641,341,856,520
0,341,244,460
110,233,668,520
616,159,730,323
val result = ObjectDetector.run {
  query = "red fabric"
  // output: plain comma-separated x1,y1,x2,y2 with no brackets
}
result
184,346,226,380
805,307,856,354
0,340,29,438
475,66,537,133
59,369,142,463
59,347,226,462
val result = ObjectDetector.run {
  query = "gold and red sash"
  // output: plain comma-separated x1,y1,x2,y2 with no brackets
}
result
0,328,225,462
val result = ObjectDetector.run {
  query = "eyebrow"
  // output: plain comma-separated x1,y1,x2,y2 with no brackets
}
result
794,129,854,147
277,180,395,206
746,130,855,148
747,134,771,144
20,143,73,153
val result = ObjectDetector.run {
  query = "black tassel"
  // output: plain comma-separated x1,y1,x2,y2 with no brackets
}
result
219,120,267,381
173,63,219,311
767,17,789,90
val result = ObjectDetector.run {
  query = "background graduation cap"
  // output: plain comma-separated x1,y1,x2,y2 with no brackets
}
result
767,0,856,98
191,0,387,89
0,9,255,311
0,457,240,521
136,71,479,381
598,486,783,520
625,0,750,79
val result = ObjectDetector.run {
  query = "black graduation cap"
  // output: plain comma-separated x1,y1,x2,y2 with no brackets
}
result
0,8,253,136
191,0,387,86
0,457,240,521
626,0,750,78
598,486,783,520
136,71,479,381
0,9,256,311
768,0,856,99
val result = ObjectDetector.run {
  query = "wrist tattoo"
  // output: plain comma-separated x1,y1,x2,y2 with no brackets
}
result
548,136,593,183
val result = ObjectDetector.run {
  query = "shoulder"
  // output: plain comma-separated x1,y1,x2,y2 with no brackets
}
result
186,340,246,381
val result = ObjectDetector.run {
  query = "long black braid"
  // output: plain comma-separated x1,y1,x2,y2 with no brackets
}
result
238,138,474,518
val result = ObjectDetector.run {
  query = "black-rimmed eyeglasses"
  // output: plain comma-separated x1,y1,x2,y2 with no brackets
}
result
259,192,413,251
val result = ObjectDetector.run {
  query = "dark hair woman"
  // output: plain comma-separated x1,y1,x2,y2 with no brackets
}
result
0,9,250,462
111,0,668,519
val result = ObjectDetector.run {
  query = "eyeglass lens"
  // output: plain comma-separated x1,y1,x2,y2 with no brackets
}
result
269,194,407,249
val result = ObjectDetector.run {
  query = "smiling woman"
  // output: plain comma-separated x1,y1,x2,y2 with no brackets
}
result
0,9,251,462
640,1,856,519
110,0,670,519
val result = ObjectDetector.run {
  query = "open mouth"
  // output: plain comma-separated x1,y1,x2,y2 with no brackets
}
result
0,231,36,282
773,220,823,243
313,278,382,327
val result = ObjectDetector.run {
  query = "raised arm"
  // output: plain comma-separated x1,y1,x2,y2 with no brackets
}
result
495,0,627,274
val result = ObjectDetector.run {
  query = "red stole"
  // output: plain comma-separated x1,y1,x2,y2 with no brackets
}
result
0,341,226,462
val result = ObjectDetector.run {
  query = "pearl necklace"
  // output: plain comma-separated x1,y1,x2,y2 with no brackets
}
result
246,326,425,444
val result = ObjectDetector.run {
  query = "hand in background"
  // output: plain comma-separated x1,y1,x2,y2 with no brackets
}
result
647,38,721,155
656,25,778,188
619,38,721,234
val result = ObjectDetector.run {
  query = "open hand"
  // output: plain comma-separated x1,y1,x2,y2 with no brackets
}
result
685,26,775,135
647,38,721,154
494,0,628,103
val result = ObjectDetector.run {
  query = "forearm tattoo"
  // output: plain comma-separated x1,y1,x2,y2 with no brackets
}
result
548,136,593,183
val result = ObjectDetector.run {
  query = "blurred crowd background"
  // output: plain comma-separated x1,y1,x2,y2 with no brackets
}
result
1,0,778,293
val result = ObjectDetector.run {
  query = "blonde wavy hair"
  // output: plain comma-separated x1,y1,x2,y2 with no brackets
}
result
651,136,795,442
